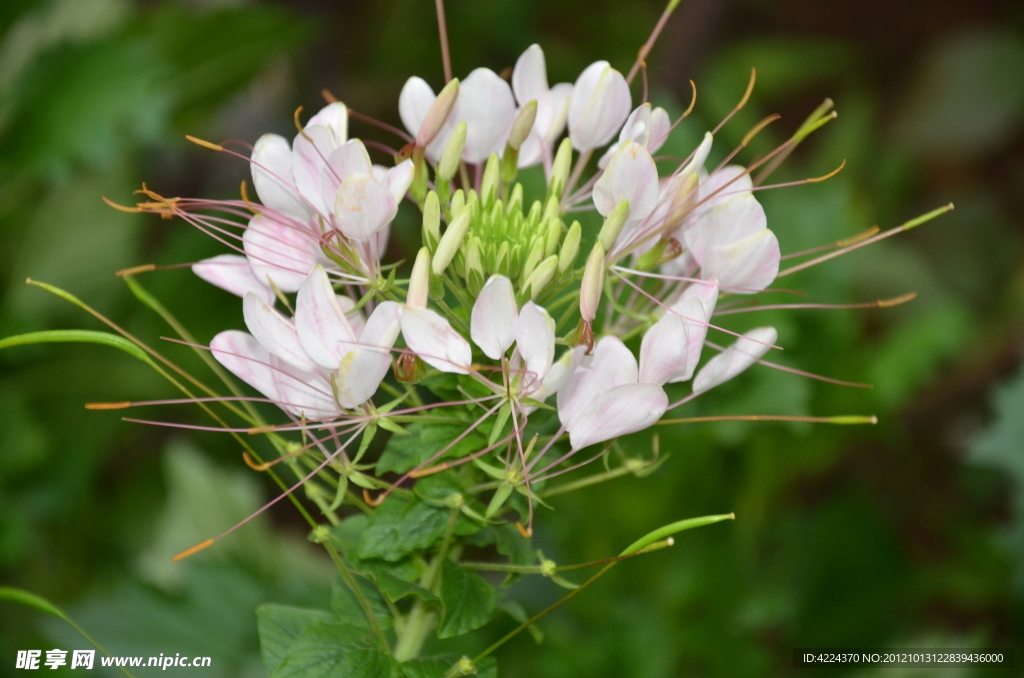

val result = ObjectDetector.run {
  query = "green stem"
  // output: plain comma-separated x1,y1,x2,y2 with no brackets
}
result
394,508,460,662
325,542,389,651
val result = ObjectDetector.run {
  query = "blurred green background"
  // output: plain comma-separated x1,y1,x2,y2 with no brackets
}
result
2,0,1024,675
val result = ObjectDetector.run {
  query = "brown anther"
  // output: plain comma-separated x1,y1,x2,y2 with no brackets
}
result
321,88,339,104
185,135,224,152
498,66,513,81
172,538,214,562
85,401,131,410
515,521,533,538
409,463,450,478
363,489,384,507
242,452,272,471
102,196,143,213
247,424,277,435
240,180,257,214
658,237,684,265
294,106,312,141
581,322,595,355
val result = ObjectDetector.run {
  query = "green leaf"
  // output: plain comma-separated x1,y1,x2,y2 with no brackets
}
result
373,570,437,603
272,622,400,678
401,656,497,678
330,573,393,630
376,423,487,475
0,586,66,619
0,329,156,368
485,482,514,518
358,494,450,561
488,402,512,446
437,559,497,639
256,604,336,675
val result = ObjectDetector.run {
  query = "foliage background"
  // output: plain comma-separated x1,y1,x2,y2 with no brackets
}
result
1,0,1023,675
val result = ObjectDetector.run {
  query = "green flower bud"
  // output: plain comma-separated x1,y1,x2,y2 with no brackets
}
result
407,247,431,310
580,242,605,322
508,100,538,151
523,254,558,299
544,216,562,257
432,208,472,275
549,137,572,199
417,78,459,147
521,236,545,282
422,191,440,250
480,153,500,204
558,220,581,273
437,120,467,182
450,188,465,215
599,199,629,251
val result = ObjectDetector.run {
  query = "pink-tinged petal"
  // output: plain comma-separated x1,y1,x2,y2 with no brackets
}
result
692,326,777,395
360,300,401,348
333,173,398,242
597,103,650,169
682,132,714,178
648,107,672,154
368,223,391,265
292,125,336,215
399,307,472,374
568,383,668,450
192,254,274,304
593,140,660,221
516,131,544,168
243,292,316,371
306,102,348,144
337,295,366,338
684,193,767,264
320,140,375,208
516,301,555,392
271,357,340,419
242,214,319,292
638,312,689,385
557,335,638,427
530,345,585,403
385,160,415,204
668,280,718,382
694,165,752,217
512,44,549,104
295,265,359,370
210,330,279,401
251,133,312,222
701,228,780,293
334,348,390,409
399,76,436,138
470,275,518,359
453,68,517,163
568,61,631,151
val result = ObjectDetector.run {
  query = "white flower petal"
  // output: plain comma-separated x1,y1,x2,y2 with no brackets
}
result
399,307,472,374
593,140,660,221
250,133,311,222
192,254,274,304
530,345,585,403
295,265,359,370
306,102,348,144
512,44,549,104
568,62,631,151
243,292,316,371
516,301,555,392
399,76,436,139
668,280,718,382
210,330,279,401
292,125,336,215
684,192,767,264
337,295,366,338
385,159,415,204
360,300,401,348
334,173,398,242
648,107,672,154
334,348,390,409
692,326,777,394
453,68,517,163
242,213,319,292
638,312,689,385
701,229,780,293
321,140,374,209
557,335,638,427
568,383,668,450
470,275,518,359
271,357,340,419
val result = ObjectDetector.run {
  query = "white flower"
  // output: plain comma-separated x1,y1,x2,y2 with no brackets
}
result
400,69,517,164
325,139,414,242
511,44,573,168
593,140,660,225
597,102,671,168
209,265,400,418
557,336,669,450
682,166,780,292
398,249,473,374
567,61,631,152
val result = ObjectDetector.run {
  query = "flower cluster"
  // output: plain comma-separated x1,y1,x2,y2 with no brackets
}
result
181,44,788,478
